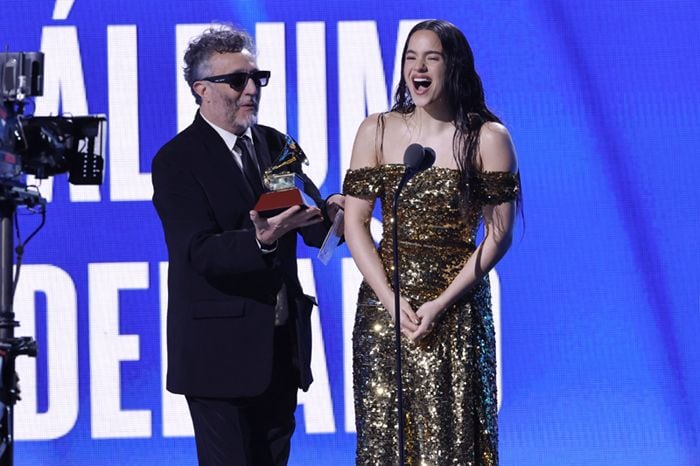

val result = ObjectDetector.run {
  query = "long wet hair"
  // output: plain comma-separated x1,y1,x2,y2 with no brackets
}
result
392,19,502,212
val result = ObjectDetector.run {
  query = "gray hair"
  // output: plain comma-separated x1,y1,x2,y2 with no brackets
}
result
183,24,256,104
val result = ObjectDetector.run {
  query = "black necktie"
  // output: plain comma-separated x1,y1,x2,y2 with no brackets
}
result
235,135,264,196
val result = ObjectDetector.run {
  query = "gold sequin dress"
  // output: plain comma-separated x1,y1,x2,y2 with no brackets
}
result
343,164,519,466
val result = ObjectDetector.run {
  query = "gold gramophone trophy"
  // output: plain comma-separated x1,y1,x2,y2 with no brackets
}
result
253,135,313,217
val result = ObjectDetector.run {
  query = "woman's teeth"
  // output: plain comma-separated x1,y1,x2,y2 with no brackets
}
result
414,78,431,88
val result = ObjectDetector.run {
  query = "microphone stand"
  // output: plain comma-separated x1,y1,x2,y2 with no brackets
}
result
391,171,413,466
390,144,435,465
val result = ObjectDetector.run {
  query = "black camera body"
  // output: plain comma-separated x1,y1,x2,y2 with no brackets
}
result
0,51,105,188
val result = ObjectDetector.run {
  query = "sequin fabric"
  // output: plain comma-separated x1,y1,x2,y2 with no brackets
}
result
343,164,519,466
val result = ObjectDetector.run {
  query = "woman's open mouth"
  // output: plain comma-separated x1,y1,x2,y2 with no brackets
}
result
412,77,432,94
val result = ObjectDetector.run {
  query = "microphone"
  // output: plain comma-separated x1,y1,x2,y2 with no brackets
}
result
395,143,435,200
418,146,436,171
403,143,426,172
403,143,435,174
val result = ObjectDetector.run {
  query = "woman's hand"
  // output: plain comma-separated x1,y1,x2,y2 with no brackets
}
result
382,294,420,336
408,299,445,343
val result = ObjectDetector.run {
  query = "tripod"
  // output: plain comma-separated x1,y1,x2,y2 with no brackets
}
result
0,52,101,465
0,195,39,466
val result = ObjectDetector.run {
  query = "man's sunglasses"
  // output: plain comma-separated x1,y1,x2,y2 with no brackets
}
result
199,70,271,91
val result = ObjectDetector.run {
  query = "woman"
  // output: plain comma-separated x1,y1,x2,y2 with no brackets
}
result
343,19,521,465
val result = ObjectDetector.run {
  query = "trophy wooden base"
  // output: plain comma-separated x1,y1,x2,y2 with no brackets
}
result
254,188,307,217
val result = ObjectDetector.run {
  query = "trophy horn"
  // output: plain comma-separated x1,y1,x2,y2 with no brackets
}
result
263,135,309,190
266,135,309,174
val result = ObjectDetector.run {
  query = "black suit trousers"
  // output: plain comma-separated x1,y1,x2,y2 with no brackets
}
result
186,325,299,466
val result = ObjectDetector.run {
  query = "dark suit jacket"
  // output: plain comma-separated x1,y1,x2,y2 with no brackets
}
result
152,112,330,398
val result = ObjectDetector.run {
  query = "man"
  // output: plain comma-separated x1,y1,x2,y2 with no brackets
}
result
152,25,343,465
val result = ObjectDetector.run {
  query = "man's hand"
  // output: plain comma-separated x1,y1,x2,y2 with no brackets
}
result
250,205,323,245
325,194,345,225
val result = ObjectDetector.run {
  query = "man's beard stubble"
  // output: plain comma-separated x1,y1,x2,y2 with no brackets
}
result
225,94,258,134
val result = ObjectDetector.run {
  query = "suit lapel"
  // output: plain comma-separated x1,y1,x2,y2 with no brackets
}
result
251,126,274,173
192,113,257,205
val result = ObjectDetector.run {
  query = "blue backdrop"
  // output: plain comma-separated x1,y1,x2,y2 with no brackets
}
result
3,1,699,465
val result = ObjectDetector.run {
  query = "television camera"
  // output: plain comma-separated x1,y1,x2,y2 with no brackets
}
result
0,51,106,465
1,52,105,192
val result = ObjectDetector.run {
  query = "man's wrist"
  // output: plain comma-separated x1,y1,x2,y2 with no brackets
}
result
323,193,343,220
256,238,278,253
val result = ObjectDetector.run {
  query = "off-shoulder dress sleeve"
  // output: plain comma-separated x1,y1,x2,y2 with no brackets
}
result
342,166,383,200
471,171,521,205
